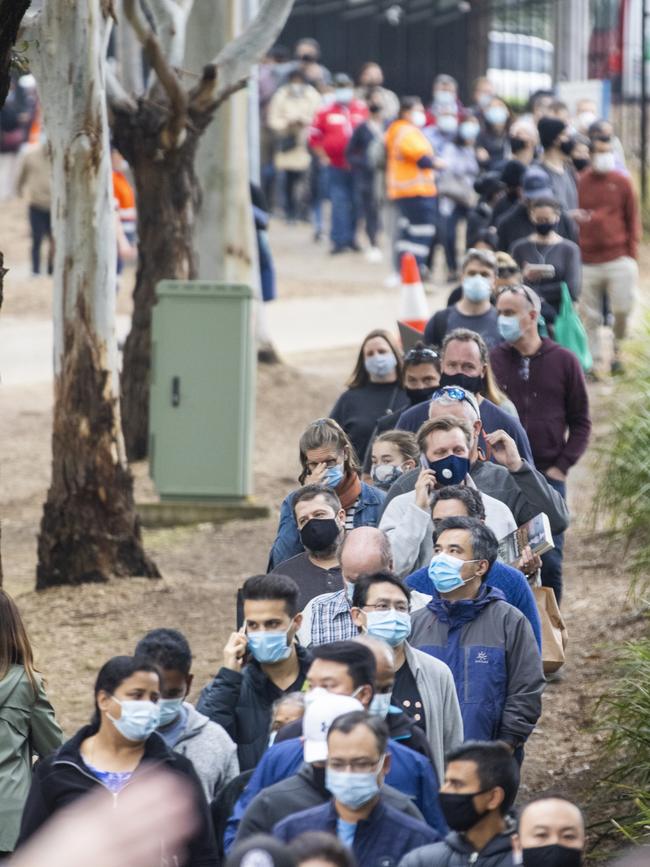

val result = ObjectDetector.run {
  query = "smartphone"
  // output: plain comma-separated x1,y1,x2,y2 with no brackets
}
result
525,263,555,279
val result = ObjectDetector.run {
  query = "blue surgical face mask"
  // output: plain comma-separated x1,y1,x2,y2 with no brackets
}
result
108,698,160,742
324,464,344,488
460,121,479,142
425,453,470,486
437,115,458,134
157,697,184,728
435,90,456,107
462,274,491,303
247,630,292,664
364,353,397,379
325,761,383,809
498,313,523,343
344,580,355,603
369,691,392,718
485,105,508,125
428,552,479,594
335,88,353,105
366,610,411,647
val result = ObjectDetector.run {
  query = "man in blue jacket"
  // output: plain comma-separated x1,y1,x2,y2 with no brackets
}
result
410,516,544,750
406,485,542,650
273,711,439,866
223,641,446,850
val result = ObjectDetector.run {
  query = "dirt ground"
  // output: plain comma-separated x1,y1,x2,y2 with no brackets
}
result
0,198,647,860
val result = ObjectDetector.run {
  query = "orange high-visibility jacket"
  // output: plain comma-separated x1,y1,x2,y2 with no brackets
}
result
385,119,436,200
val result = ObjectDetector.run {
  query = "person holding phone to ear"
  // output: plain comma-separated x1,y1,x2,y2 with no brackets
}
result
197,574,311,773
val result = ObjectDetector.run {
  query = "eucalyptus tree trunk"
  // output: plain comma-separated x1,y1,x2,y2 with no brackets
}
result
29,0,158,588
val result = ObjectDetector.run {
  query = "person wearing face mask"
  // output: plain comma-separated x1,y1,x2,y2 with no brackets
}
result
267,70,322,224
385,97,437,276
425,107,459,156
424,249,502,349
471,76,495,116
476,99,510,171
197,574,310,772
536,117,579,214
235,691,426,842
410,517,544,748
292,38,331,90
330,330,407,462
510,197,581,316
400,741,521,867
224,642,446,849
380,416,516,577
268,693,305,747
269,418,385,570
355,61,399,121
273,713,440,865
308,73,368,254
491,160,527,228
362,346,440,471
17,656,217,864
132,629,239,804
369,431,419,492
507,119,538,168
492,285,591,604
436,116,480,283
430,74,461,118
513,797,585,867
577,132,640,377
298,527,391,647
350,572,462,781
466,171,506,249
271,486,344,608
404,486,542,649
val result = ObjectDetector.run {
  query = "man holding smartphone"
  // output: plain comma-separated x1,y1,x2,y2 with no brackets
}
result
197,573,311,771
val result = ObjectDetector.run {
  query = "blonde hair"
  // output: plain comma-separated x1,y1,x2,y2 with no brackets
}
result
416,415,473,453
298,418,360,484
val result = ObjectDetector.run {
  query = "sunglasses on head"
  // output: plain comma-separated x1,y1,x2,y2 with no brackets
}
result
404,346,439,364
496,283,538,307
497,266,519,278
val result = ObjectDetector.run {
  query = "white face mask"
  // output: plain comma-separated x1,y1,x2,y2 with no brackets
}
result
577,111,597,130
410,110,426,128
592,152,615,174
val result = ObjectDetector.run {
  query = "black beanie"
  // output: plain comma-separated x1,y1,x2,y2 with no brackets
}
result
537,116,566,149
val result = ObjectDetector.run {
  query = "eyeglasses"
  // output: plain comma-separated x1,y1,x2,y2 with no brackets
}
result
363,602,410,613
328,756,384,774
404,346,439,364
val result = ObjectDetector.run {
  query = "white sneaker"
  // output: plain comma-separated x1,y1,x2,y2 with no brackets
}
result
365,246,384,264
384,272,400,288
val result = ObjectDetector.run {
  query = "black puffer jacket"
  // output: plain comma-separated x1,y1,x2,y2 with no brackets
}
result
16,726,218,866
398,825,516,867
197,645,311,771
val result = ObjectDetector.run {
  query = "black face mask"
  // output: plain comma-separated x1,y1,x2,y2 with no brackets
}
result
572,157,590,172
509,136,528,154
439,791,489,832
522,844,583,867
406,385,437,405
559,138,575,156
534,221,557,236
439,371,485,395
298,54,317,63
299,518,340,553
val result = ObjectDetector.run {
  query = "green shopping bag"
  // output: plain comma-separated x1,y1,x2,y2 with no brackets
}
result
553,282,593,373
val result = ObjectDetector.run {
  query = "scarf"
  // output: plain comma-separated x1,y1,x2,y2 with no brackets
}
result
336,470,362,510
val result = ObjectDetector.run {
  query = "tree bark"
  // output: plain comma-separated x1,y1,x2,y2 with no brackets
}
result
31,0,158,588
113,97,208,460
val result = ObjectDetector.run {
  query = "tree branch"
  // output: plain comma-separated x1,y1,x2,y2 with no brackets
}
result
122,0,188,147
210,0,296,102
146,0,193,69
106,62,138,112
0,0,33,106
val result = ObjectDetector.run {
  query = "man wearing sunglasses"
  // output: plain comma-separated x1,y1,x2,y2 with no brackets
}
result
491,284,591,605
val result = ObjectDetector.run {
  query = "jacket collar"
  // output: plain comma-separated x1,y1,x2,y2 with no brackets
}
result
324,796,386,828
56,725,174,768
248,642,312,684
427,582,504,625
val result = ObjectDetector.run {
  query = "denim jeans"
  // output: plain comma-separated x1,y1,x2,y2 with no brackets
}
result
28,205,52,275
328,166,356,248
443,203,468,273
540,476,567,605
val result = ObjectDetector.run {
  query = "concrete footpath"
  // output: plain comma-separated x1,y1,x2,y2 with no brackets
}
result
0,293,406,387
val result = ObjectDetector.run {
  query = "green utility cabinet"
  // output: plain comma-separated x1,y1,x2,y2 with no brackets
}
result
149,281,255,500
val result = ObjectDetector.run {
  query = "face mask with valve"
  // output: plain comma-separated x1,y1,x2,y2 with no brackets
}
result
422,453,470,486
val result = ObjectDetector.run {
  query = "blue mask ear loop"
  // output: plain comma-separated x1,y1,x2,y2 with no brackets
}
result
476,427,492,462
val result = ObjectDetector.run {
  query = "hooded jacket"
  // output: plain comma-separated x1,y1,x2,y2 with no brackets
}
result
16,726,218,866
236,761,424,842
171,702,240,802
399,824,516,867
490,338,591,474
224,735,447,851
274,798,440,867
197,644,311,772
410,584,544,745
0,665,62,851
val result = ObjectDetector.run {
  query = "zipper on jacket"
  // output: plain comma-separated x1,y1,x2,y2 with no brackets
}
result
468,853,479,865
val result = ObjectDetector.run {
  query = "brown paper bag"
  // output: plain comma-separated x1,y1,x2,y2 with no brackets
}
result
533,585,568,674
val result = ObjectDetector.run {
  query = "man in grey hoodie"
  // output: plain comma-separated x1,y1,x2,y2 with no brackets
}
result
399,741,519,867
135,628,240,802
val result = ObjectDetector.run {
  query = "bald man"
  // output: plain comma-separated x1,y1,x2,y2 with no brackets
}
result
514,797,585,867
298,526,393,646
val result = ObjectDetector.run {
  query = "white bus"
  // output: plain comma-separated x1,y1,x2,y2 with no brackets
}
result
487,31,554,102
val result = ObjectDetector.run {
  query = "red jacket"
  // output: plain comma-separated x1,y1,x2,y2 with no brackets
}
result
577,168,640,263
308,100,368,169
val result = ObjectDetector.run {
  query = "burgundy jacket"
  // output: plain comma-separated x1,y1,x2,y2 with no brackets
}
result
490,338,591,474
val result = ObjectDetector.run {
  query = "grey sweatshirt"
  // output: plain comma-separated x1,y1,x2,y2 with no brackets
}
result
172,703,240,802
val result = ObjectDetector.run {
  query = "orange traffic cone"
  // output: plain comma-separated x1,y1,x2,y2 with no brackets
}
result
399,253,429,332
